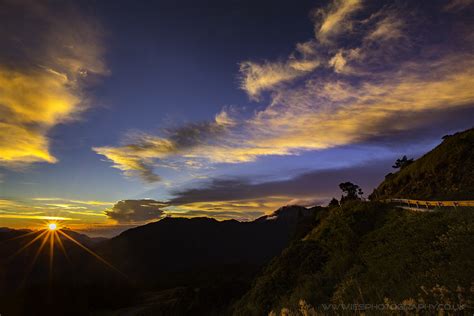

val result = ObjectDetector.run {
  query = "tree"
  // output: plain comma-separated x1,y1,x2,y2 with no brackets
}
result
392,155,414,169
328,198,340,208
339,182,363,203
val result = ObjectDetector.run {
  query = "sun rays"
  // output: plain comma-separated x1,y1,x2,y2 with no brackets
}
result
4,222,126,287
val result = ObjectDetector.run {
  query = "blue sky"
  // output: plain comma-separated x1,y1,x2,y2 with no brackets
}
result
1,0,473,236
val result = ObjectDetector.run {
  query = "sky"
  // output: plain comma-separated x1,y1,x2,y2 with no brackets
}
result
0,0,473,237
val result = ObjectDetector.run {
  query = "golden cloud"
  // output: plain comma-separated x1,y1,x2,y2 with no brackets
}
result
32,198,114,206
0,197,111,229
237,0,366,98
0,214,76,221
316,0,362,42
246,56,474,153
93,0,474,183
239,59,319,99
0,1,106,168
366,15,404,42
93,111,236,182
93,136,176,182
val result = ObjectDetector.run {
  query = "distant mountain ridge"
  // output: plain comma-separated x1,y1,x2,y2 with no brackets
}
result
98,205,320,283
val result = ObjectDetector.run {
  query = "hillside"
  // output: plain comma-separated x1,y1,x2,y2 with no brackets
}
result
233,128,474,315
370,128,474,200
0,206,323,315
232,201,474,315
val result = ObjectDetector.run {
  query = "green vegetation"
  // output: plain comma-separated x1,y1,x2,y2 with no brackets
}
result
232,202,474,315
371,128,474,200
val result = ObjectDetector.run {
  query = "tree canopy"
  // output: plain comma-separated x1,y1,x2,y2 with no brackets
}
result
339,182,363,203
392,155,414,169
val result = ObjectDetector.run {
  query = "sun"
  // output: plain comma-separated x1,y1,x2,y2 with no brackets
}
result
8,219,126,284
48,223,58,231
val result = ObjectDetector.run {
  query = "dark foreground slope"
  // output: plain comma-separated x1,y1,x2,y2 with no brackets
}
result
0,206,320,315
0,228,131,316
232,201,474,315
370,128,474,200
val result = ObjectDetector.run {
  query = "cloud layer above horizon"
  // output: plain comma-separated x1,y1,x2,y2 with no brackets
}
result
93,0,474,183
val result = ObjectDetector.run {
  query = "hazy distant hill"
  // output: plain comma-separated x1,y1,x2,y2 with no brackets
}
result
99,205,320,285
370,127,474,200
85,206,322,315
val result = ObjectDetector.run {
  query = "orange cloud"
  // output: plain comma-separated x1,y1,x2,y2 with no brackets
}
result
0,1,106,168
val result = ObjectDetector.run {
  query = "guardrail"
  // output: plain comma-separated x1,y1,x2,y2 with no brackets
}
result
384,199,474,208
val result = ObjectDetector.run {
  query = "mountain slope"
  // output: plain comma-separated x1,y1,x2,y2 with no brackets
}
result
370,127,474,200
232,201,474,315
233,128,474,315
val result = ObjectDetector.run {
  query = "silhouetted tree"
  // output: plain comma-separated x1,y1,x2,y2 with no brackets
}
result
327,198,340,208
339,182,363,203
392,155,414,169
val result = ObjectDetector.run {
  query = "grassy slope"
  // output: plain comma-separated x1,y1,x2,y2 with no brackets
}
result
233,128,474,314
370,128,474,200
232,201,474,315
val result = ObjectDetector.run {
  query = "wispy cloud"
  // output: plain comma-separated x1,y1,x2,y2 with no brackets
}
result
0,1,106,169
0,197,109,227
0,213,75,221
93,110,235,182
366,14,404,42
93,0,474,183
239,59,319,99
32,197,114,206
67,210,107,217
315,0,362,43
